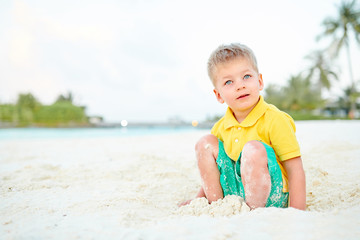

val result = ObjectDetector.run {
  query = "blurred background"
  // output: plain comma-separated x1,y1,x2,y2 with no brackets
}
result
0,0,359,127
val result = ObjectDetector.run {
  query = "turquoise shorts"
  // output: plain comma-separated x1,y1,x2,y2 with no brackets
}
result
216,140,289,208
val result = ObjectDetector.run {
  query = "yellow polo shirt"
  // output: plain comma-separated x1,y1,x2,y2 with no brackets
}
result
211,96,301,192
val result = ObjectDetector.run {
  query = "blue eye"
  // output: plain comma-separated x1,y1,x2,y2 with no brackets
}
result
244,75,251,79
225,80,232,85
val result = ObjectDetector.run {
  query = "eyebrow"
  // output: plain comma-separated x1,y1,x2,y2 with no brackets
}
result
221,74,233,80
240,68,253,74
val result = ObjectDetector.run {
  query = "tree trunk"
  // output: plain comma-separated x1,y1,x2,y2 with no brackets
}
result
345,43,356,119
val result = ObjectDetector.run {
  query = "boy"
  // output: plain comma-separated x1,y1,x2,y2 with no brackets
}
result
181,43,306,210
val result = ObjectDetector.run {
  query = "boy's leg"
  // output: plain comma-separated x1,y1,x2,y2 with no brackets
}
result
195,134,223,203
240,140,271,209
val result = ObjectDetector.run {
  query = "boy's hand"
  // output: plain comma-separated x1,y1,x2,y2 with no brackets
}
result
178,199,192,207
178,186,206,207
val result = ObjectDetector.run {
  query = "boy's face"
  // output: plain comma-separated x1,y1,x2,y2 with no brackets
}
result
213,57,264,120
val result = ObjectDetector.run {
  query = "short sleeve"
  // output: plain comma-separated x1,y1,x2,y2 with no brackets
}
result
269,113,301,161
211,116,224,139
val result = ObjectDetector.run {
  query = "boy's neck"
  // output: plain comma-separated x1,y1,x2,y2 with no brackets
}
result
232,111,249,124
232,97,261,124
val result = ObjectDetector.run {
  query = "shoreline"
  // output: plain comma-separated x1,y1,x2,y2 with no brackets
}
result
1,118,359,129
0,122,214,129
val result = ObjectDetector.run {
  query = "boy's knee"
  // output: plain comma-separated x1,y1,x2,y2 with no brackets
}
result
195,134,219,159
242,141,267,165
195,134,218,151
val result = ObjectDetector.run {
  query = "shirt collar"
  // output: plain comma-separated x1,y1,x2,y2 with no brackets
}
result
224,95,269,129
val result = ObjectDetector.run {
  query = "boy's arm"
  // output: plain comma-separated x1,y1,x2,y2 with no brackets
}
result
282,156,306,210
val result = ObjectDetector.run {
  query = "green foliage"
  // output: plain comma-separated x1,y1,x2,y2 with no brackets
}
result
284,74,324,110
16,93,40,110
286,111,347,121
264,83,287,109
0,104,19,122
264,74,323,112
55,91,74,103
0,93,89,127
305,50,338,91
338,82,360,109
35,102,87,126
13,93,41,125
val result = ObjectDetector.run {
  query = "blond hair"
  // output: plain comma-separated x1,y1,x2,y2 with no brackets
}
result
207,43,258,84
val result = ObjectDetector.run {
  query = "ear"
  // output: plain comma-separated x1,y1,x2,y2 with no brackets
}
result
213,89,225,104
258,73,264,91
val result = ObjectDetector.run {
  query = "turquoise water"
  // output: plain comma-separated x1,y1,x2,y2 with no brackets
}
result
0,127,201,140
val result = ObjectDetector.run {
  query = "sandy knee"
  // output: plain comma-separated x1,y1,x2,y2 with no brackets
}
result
195,134,218,151
195,134,219,161
241,141,271,208
241,141,267,166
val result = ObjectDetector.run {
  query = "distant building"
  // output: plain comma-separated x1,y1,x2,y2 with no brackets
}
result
88,116,104,125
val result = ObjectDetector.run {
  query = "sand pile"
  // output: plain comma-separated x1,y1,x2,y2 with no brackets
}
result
177,195,250,216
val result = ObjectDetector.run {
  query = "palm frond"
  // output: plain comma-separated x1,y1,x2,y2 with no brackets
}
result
319,68,331,89
306,67,315,80
333,35,348,57
323,18,340,35
327,70,339,80
317,18,339,41
352,22,360,43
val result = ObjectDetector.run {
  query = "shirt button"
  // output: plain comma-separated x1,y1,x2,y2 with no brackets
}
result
235,139,239,143
238,127,241,130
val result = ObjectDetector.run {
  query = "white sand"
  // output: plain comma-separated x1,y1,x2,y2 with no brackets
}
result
1,120,360,239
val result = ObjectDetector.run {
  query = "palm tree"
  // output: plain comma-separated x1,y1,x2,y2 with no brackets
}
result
264,83,287,109
284,74,323,111
341,83,360,117
16,93,40,124
318,0,360,118
305,50,338,95
16,93,39,110
56,91,74,103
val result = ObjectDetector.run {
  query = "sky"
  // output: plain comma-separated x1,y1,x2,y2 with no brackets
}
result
1,0,359,123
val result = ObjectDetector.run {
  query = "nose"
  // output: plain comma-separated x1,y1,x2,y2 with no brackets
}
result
236,79,245,90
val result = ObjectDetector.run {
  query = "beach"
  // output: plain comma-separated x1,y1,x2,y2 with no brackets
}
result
1,120,360,239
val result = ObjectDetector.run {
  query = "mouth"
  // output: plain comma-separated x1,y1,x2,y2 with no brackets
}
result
237,94,250,99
